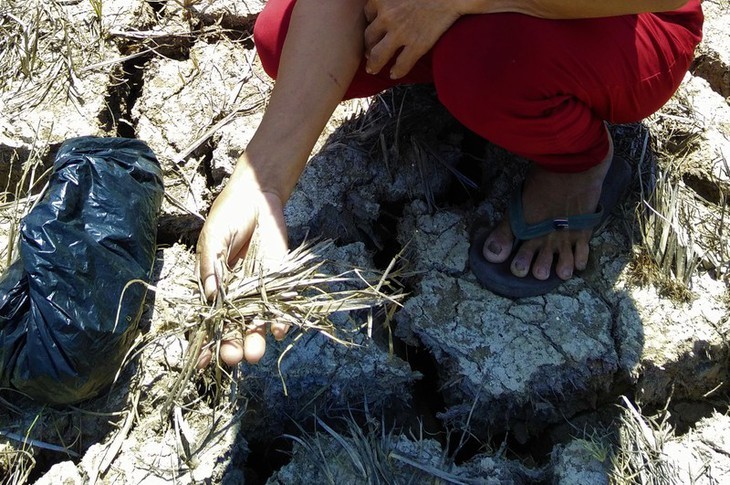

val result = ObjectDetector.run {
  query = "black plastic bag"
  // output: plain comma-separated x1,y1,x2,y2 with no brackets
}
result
0,137,163,404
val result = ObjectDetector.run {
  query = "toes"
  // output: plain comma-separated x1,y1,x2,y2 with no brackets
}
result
483,219,514,263
510,241,536,277
515,237,578,281
574,238,590,271
555,241,575,280
489,218,589,281
528,238,576,281
532,246,555,281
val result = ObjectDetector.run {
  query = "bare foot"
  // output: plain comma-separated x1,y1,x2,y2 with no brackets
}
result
482,141,614,282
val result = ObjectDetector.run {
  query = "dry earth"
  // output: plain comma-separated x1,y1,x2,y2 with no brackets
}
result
1,1,729,484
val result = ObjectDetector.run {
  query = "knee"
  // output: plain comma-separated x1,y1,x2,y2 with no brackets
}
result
432,15,557,142
253,0,297,80
433,18,525,127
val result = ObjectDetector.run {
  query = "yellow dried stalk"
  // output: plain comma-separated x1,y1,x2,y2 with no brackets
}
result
638,170,704,287
610,397,679,485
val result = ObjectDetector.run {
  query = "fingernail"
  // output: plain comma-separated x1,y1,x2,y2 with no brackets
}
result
487,241,501,255
389,70,397,79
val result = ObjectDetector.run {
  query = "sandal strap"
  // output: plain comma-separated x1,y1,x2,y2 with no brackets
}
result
508,188,605,240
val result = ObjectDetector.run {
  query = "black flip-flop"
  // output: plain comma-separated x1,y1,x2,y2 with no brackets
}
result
469,156,633,298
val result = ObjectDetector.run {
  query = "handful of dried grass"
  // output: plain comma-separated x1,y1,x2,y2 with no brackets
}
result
163,239,405,417
202,239,403,341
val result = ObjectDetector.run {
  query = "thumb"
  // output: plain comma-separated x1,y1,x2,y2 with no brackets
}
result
195,240,218,300
196,230,228,301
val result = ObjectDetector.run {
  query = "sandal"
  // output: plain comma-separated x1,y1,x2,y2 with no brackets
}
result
469,156,633,298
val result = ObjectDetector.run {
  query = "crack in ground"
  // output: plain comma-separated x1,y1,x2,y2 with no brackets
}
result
522,319,575,367
99,54,152,138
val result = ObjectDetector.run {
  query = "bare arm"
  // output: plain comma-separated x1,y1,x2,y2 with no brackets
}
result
456,0,691,19
197,0,367,365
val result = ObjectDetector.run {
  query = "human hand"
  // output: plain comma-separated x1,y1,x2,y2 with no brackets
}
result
195,168,290,368
363,0,462,79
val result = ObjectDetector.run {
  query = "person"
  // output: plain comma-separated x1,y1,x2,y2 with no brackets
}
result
195,0,703,367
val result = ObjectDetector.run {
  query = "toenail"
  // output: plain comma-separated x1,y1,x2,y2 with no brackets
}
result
487,241,501,255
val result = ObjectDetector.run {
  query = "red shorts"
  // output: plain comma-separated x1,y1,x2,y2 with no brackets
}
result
254,1,703,172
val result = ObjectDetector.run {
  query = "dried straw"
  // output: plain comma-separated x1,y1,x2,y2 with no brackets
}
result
610,397,680,485
161,239,405,418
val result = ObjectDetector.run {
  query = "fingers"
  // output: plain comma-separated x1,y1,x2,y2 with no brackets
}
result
389,45,421,80
196,230,227,301
271,320,291,341
363,8,412,78
363,22,390,74
363,0,376,23
196,345,213,369
195,324,283,369
362,1,458,80
199,319,272,368
365,34,424,80
196,211,251,300
219,331,245,367
364,24,423,79
243,318,267,364
218,320,267,366
195,190,291,369
197,179,270,301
